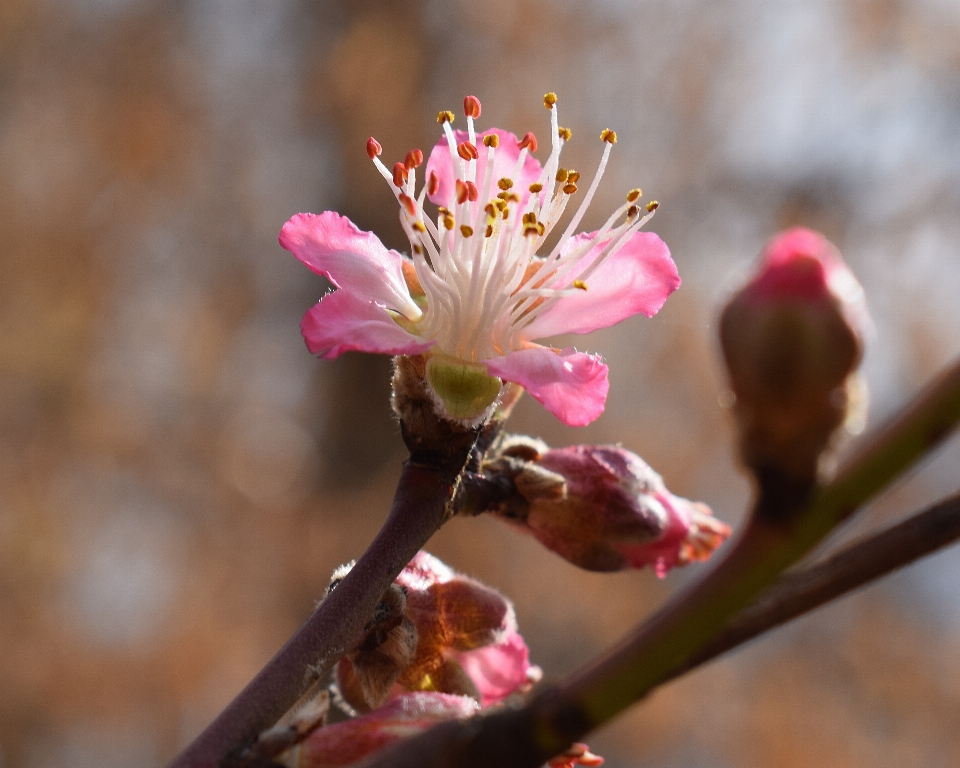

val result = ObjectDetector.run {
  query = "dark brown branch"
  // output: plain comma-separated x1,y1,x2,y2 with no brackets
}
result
167,460,461,768
671,491,960,680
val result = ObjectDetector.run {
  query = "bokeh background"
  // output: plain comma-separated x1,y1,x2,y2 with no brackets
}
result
3,0,960,766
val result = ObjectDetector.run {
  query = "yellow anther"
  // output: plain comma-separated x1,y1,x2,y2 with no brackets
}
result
437,110,455,124
543,92,558,108
558,126,572,141
460,225,474,237
413,221,427,232
443,214,455,230
567,170,580,184
645,200,659,212
497,178,514,190
626,188,642,203
563,183,578,195
600,128,617,144
537,221,545,236
494,199,507,212
529,183,543,193
483,134,500,148
413,244,423,255
573,279,588,291
556,168,569,183
522,211,537,225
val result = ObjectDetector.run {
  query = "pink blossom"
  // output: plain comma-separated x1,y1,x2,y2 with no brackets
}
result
280,94,679,426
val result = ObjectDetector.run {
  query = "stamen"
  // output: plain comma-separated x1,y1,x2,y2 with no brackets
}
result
573,280,588,290
626,188,642,203
543,92,558,108
393,162,408,188
556,168,569,183
398,193,417,217
428,171,440,196
437,110,455,124
366,137,382,159
600,128,617,144
558,126,572,141
460,225,474,237
567,171,581,184
529,183,543,193
646,200,659,212
464,95,481,118
563,183,578,195
518,132,538,152
457,141,479,161
404,148,424,169
498,178,514,190
482,134,499,147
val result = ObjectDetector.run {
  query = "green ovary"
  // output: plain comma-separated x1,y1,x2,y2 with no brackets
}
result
425,354,503,420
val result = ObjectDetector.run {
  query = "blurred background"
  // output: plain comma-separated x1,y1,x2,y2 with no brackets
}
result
2,0,960,766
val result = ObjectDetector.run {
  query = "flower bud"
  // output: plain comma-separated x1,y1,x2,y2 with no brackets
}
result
335,552,539,712
278,692,478,768
719,228,869,484
503,445,730,577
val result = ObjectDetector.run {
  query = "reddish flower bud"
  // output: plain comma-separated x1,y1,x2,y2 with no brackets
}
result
719,227,869,483
505,445,729,577
335,552,539,712
279,692,478,768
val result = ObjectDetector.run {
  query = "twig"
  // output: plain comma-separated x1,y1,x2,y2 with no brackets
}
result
671,490,960,680
166,460,461,768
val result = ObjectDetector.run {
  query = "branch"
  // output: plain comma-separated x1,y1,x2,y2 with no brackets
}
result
167,460,461,768
670,490,960,680
361,355,960,768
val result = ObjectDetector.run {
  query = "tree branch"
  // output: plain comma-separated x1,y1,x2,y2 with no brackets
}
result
671,490,960,679
166,460,461,768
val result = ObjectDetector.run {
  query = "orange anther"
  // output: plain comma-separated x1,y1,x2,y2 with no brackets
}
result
427,171,440,196
366,137,382,159
463,95,482,119
398,193,417,217
392,162,408,188
457,141,479,161
517,132,538,152
465,180,479,201
404,148,424,169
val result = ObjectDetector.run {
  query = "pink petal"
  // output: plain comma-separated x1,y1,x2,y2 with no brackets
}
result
297,693,478,768
485,346,609,426
425,128,543,210
280,211,421,319
523,231,680,340
300,290,434,359
453,629,533,707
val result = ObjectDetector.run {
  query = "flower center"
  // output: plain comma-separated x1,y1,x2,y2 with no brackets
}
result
367,93,660,363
